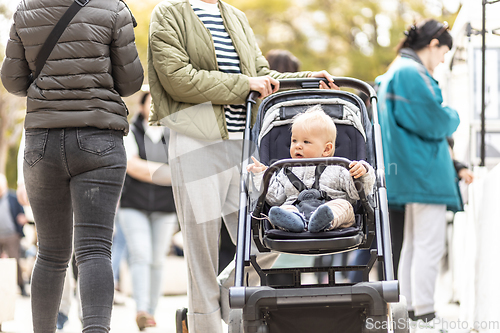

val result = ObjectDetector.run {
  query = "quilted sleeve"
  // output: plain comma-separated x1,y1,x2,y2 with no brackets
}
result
325,164,374,201
110,1,144,97
250,170,264,191
358,161,375,195
1,18,32,97
337,168,361,201
265,170,288,206
149,6,251,106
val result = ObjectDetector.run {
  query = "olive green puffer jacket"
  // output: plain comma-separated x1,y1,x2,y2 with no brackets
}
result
1,0,144,134
148,0,310,140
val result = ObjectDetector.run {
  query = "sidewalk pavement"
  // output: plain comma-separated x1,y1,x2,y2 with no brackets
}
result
1,253,463,333
1,254,190,333
1,293,188,333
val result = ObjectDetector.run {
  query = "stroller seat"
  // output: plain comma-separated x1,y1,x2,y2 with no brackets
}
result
250,90,375,255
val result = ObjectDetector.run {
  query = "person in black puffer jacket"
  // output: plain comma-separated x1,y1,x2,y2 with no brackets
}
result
1,0,143,332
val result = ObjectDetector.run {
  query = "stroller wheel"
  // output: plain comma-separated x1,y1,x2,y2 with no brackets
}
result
256,323,269,333
244,319,269,333
363,314,389,333
176,308,188,333
391,295,409,333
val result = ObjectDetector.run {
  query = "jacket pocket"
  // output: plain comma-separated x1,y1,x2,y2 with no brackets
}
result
24,129,49,167
76,128,116,156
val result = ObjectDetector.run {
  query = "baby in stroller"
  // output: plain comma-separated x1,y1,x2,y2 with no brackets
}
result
247,105,375,233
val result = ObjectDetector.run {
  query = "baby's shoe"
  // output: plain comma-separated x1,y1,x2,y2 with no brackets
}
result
308,205,334,232
269,207,306,232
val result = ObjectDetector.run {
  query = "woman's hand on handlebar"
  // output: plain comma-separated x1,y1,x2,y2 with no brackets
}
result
308,70,339,90
249,76,280,99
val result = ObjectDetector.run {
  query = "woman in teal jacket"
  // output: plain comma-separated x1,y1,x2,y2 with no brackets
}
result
376,19,460,323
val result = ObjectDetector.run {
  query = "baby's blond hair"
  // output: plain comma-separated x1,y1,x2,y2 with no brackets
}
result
291,105,337,156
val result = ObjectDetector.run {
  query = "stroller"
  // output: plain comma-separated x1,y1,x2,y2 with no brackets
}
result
229,77,408,333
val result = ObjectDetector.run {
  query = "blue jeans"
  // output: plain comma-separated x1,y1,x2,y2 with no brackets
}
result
118,208,177,315
111,217,128,284
24,127,126,333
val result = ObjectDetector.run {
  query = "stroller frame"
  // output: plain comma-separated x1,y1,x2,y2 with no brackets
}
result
229,78,407,333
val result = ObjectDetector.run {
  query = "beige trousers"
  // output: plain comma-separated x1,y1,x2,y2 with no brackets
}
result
169,131,279,333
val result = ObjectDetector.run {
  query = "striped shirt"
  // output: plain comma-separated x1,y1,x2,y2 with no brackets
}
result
190,0,246,135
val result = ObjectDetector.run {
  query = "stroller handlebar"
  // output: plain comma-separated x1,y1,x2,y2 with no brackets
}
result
245,77,377,104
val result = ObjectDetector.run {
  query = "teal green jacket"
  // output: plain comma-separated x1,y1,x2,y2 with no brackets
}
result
375,49,462,211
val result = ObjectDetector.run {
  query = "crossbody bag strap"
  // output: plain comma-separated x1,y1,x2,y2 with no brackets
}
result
33,0,91,81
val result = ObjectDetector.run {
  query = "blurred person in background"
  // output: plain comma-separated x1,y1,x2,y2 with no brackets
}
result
376,19,460,324
265,49,300,73
111,214,128,306
0,173,29,297
118,89,178,331
447,137,474,186
0,0,143,331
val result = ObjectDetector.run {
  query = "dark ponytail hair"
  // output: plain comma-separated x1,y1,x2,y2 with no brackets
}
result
397,19,453,52
266,49,300,72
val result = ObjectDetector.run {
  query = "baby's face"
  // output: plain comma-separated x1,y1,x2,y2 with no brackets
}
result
290,126,331,158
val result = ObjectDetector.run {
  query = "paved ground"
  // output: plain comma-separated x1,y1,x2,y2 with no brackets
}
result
1,293,188,333
1,254,190,333
0,253,463,333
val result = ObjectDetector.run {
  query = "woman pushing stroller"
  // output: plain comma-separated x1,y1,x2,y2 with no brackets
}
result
248,105,375,233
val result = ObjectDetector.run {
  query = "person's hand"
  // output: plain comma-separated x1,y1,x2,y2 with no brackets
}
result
17,213,28,226
249,76,280,99
308,70,339,90
458,168,474,184
349,161,367,179
247,156,268,173
16,183,29,206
